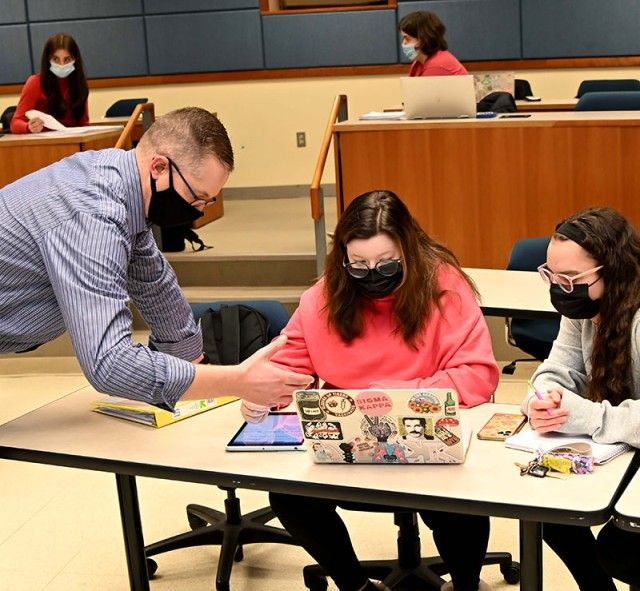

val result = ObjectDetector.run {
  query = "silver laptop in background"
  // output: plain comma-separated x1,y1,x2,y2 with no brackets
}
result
401,75,477,119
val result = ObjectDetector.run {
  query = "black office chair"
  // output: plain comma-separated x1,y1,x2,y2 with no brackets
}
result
575,79,640,99
145,300,299,591
105,98,148,117
1,105,16,132
575,91,640,111
514,79,534,100
303,510,520,590
502,237,560,375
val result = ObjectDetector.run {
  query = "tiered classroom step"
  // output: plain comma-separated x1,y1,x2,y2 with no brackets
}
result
2,252,315,358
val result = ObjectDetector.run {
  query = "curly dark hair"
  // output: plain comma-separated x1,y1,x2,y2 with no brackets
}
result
323,190,476,349
554,207,640,405
398,11,448,57
39,33,88,122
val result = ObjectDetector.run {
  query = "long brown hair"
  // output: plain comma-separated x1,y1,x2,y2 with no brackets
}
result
554,207,640,405
398,11,448,57
39,33,88,122
324,190,476,348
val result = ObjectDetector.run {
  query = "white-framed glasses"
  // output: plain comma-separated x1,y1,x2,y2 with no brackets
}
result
343,258,402,279
537,263,603,293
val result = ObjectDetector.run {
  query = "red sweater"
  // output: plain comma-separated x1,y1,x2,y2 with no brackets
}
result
10,73,89,134
409,50,468,77
272,265,498,408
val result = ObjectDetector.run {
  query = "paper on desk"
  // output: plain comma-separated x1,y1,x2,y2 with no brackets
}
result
26,109,67,131
359,111,406,121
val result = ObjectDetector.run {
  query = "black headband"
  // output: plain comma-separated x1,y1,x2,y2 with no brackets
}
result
555,221,587,246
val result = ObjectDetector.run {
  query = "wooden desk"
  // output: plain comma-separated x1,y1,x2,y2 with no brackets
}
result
0,390,633,591
516,98,577,112
333,111,640,269
91,117,144,142
465,267,558,319
0,128,122,187
613,456,640,533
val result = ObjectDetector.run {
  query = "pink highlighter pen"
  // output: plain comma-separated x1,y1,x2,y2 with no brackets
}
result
528,380,553,416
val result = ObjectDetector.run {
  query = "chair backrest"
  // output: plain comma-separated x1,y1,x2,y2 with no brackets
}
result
190,300,290,341
575,79,640,99
514,79,533,100
105,98,148,117
507,237,550,272
575,91,640,111
1,105,16,131
115,102,155,150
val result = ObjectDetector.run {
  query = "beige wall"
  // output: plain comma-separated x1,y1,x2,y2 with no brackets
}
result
2,65,639,188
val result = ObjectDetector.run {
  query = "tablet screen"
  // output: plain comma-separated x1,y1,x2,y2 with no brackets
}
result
227,412,304,447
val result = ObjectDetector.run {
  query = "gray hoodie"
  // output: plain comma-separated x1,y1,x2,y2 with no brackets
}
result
522,312,640,448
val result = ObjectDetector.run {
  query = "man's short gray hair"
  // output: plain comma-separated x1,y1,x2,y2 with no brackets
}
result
140,107,234,171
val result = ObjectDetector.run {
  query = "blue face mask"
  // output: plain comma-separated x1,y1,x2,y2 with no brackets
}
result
50,61,75,79
401,43,418,61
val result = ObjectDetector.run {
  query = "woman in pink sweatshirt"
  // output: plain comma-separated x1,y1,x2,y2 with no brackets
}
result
242,190,498,591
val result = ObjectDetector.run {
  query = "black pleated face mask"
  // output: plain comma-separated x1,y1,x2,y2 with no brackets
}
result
549,283,601,319
353,268,403,299
147,164,203,228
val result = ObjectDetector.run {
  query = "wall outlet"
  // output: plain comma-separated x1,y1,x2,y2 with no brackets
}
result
296,131,306,147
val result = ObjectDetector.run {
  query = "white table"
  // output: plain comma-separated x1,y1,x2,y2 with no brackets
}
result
613,458,640,532
0,389,632,591
465,267,558,319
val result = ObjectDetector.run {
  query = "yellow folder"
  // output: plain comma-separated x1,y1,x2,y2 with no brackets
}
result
91,395,238,428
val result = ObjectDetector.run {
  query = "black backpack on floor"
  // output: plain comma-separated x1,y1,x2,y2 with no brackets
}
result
200,304,271,365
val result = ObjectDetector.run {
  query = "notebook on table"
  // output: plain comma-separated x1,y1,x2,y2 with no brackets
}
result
293,388,471,464
504,428,630,465
401,75,477,120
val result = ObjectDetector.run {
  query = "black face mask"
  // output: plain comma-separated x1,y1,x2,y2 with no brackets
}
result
549,283,601,319
147,164,203,228
354,268,403,299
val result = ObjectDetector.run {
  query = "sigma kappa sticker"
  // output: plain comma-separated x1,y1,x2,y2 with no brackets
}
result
319,391,356,417
354,390,393,416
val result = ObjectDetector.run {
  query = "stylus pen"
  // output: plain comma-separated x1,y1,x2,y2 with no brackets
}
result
527,380,553,416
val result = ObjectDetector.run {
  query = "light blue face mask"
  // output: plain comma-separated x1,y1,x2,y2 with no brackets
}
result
401,43,418,61
49,61,75,79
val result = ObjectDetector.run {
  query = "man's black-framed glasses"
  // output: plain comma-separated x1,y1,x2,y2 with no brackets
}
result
168,157,216,208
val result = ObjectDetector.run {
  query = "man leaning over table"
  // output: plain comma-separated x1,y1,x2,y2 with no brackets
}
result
0,107,312,408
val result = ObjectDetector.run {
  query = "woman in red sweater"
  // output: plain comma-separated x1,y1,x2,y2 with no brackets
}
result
243,190,498,591
11,33,89,134
399,11,468,77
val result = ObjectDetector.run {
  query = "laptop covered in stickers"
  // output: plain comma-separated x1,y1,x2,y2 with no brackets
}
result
293,388,471,464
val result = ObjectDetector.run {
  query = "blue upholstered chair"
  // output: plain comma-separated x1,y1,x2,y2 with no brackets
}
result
575,79,640,99
145,300,299,591
575,91,640,111
105,98,148,117
502,238,560,375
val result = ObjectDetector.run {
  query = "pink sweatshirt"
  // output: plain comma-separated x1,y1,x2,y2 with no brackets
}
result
409,50,468,77
272,265,498,408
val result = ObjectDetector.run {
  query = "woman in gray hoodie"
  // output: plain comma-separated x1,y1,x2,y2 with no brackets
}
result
523,206,640,591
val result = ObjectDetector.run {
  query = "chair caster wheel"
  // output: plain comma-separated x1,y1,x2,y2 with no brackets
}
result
501,362,516,375
146,558,158,578
303,573,328,591
501,560,520,584
234,545,244,562
188,514,207,530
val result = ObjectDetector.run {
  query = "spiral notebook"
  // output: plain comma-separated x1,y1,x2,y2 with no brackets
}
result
504,428,630,465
